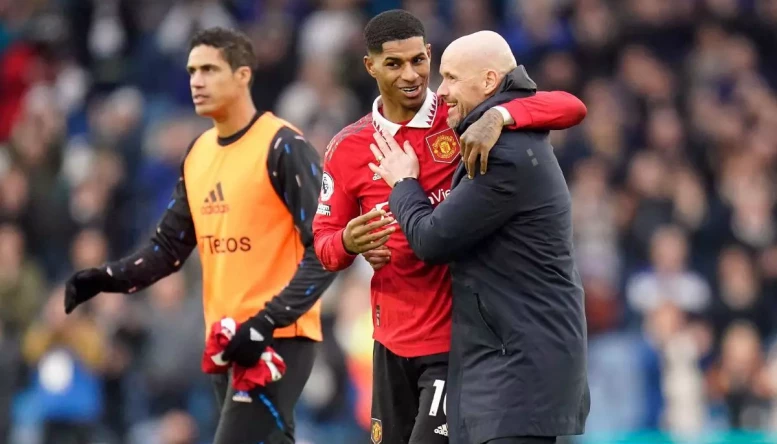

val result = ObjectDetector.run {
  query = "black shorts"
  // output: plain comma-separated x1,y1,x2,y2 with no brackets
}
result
371,341,449,444
210,337,316,444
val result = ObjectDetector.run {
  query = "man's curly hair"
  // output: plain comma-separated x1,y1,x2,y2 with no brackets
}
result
364,10,426,54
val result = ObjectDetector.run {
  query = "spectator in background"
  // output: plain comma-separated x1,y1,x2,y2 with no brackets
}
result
275,55,361,146
0,222,45,338
707,321,772,430
727,176,775,252
622,150,673,266
0,317,20,443
571,158,620,287
157,410,199,444
502,0,574,66
129,409,200,444
21,286,106,444
0,165,30,223
627,225,711,317
708,246,773,347
139,272,204,417
137,115,204,227
246,7,298,113
70,227,109,271
642,301,710,434
297,0,363,63
669,166,708,236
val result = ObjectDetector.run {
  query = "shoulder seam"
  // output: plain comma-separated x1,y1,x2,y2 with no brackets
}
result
273,124,299,138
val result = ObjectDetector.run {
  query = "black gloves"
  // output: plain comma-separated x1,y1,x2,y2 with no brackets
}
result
64,267,121,314
222,311,277,368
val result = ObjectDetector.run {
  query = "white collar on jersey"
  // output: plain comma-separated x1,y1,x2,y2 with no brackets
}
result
371,89,438,136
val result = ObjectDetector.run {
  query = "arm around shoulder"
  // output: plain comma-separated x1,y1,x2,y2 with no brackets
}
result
499,91,587,130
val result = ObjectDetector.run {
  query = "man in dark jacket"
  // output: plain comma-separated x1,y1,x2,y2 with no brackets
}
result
368,31,590,444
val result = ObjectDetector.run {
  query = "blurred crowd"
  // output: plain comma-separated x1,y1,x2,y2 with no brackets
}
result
1,0,777,443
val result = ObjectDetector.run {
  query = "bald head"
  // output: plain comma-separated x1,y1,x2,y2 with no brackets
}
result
442,31,517,77
438,31,517,129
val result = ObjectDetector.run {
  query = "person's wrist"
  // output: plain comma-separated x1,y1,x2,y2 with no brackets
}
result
488,107,510,126
254,311,276,331
392,176,418,187
249,311,276,341
340,230,358,255
85,267,117,293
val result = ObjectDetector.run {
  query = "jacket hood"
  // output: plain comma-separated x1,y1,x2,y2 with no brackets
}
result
456,65,537,134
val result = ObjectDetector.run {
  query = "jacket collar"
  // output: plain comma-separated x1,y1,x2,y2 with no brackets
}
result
456,65,537,134
372,89,438,136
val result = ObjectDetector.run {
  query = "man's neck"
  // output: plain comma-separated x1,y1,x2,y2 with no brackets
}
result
213,97,257,138
380,93,424,124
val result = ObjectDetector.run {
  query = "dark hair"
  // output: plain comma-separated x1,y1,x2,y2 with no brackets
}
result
189,27,256,82
364,9,426,54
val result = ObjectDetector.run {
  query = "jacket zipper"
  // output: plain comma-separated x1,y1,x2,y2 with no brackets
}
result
475,294,506,355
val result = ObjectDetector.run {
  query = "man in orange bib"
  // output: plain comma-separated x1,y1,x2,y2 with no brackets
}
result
62,27,335,444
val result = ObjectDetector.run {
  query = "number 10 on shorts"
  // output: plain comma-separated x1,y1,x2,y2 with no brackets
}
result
430,379,447,416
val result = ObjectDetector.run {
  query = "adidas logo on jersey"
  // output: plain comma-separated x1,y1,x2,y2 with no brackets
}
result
372,172,381,181
434,424,448,436
202,182,230,214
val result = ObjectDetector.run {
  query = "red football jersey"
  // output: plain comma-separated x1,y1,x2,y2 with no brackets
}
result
313,90,586,357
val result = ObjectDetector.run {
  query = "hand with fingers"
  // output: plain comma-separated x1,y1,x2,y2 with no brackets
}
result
368,131,419,188
342,209,397,254
459,108,504,179
362,245,391,271
64,267,121,314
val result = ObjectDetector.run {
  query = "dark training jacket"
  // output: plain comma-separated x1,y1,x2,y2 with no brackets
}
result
389,67,590,444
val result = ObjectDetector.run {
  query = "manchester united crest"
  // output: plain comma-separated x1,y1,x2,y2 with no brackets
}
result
371,418,383,444
425,128,461,164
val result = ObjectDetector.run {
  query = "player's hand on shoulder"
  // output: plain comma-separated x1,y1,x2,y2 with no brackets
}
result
64,267,115,314
362,245,391,271
460,108,504,179
342,210,396,255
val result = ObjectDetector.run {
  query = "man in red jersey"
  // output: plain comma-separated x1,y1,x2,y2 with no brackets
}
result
312,10,587,444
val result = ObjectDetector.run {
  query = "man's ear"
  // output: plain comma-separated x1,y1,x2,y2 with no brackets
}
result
484,70,500,96
364,55,378,79
425,43,432,60
236,66,252,87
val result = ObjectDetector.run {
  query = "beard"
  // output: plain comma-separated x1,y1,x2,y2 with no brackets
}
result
446,114,461,129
